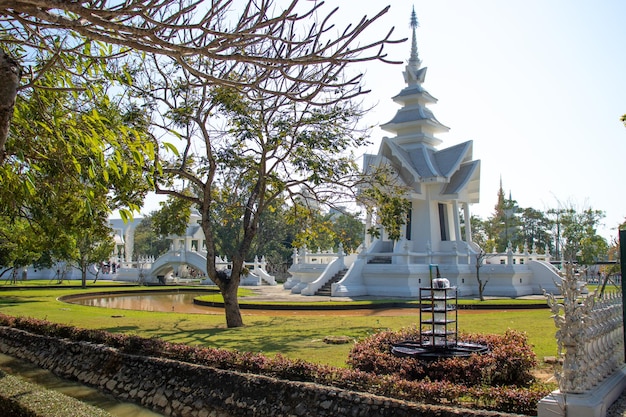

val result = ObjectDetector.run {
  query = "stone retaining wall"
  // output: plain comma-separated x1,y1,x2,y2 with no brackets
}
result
0,326,517,417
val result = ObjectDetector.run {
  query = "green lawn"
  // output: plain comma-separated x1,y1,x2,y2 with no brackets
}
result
0,284,561,368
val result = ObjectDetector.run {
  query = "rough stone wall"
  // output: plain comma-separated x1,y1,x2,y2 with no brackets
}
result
0,326,516,417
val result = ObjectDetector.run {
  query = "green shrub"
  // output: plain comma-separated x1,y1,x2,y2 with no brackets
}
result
347,327,537,386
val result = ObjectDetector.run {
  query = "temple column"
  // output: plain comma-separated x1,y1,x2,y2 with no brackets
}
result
364,210,372,249
452,200,461,242
124,226,134,265
463,202,473,243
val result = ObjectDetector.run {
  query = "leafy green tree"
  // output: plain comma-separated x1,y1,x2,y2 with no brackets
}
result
546,208,573,261
519,207,552,253
250,201,300,274
2,52,154,218
293,210,364,254
358,168,411,243
472,215,491,250
579,235,609,267
151,196,192,239
559,207,607,265
0,217,47,282
128,50,376,327
329,212,365,254
460,212,489,249
291,208,336,253
133,214,171,259
62,210,116,287
485,182,522,252
0,58,152,286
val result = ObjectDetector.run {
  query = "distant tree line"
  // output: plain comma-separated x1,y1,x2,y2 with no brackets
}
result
467,182,611,270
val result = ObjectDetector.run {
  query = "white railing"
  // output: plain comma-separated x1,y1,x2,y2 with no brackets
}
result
291,244,342,265
110,250,275,285
359,239,552,266
301,253,345,296
545,265,624,394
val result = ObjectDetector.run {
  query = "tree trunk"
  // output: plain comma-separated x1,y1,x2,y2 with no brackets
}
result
476,264,485,301
599,273,612,297
0,49,21,162
221,278,243,328
81,265,87,289
201,213,244,328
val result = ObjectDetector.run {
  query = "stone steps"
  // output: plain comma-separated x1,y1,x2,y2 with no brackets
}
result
368,256,392,264
314,269,348,296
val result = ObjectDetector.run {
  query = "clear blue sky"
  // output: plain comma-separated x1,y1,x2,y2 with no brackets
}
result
139,0,626,241
347,0,626,241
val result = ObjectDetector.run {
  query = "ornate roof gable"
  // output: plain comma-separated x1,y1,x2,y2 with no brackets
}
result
380,137,477,191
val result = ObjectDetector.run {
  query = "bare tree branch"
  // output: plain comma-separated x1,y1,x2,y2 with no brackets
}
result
1,0,405,161
3,0,404,99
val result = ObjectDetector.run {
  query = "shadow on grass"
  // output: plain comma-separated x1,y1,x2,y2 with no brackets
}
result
132,318,377,357
0,296,42,306
100,325,143,333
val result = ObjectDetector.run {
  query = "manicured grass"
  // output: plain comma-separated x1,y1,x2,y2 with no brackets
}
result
0,285,560,368
198,296,549,308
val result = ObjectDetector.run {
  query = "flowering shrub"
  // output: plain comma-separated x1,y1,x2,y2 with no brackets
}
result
0,313,550,414
348,327,537,387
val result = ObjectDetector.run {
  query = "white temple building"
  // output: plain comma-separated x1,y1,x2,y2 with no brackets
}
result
288,9,562,298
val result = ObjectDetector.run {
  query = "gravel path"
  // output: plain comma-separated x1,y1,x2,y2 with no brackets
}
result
608,391,626,417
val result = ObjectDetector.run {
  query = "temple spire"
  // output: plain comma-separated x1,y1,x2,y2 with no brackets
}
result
383,6,448,146
404,6,424,86
409,6,420,69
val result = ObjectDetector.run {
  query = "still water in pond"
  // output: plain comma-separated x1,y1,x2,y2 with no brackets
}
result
0,353,165,417
66,291,424,316
68,291,224,314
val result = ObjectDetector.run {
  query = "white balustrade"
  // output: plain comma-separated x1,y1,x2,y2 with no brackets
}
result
545,264,624,394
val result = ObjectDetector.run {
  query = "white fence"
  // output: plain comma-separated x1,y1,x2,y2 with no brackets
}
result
539,265,626,417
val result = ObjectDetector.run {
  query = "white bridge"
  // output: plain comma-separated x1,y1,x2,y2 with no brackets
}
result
142,248,276,286
106,212,276,286
20,247,277,285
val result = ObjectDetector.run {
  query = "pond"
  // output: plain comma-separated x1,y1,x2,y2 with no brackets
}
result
65,291,225,314
63,289,423,316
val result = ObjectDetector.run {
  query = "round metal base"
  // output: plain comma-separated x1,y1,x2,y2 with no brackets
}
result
391,341,489,359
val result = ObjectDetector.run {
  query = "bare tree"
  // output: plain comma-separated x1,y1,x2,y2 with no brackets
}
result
125,42,379,326
475,249,493,301
0,0,403,156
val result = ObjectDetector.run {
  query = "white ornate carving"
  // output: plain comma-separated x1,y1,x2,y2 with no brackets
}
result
545,264,624,394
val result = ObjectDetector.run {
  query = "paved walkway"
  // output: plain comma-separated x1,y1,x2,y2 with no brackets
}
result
244,284,548,302
609,394,626,417
244,285,380,302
